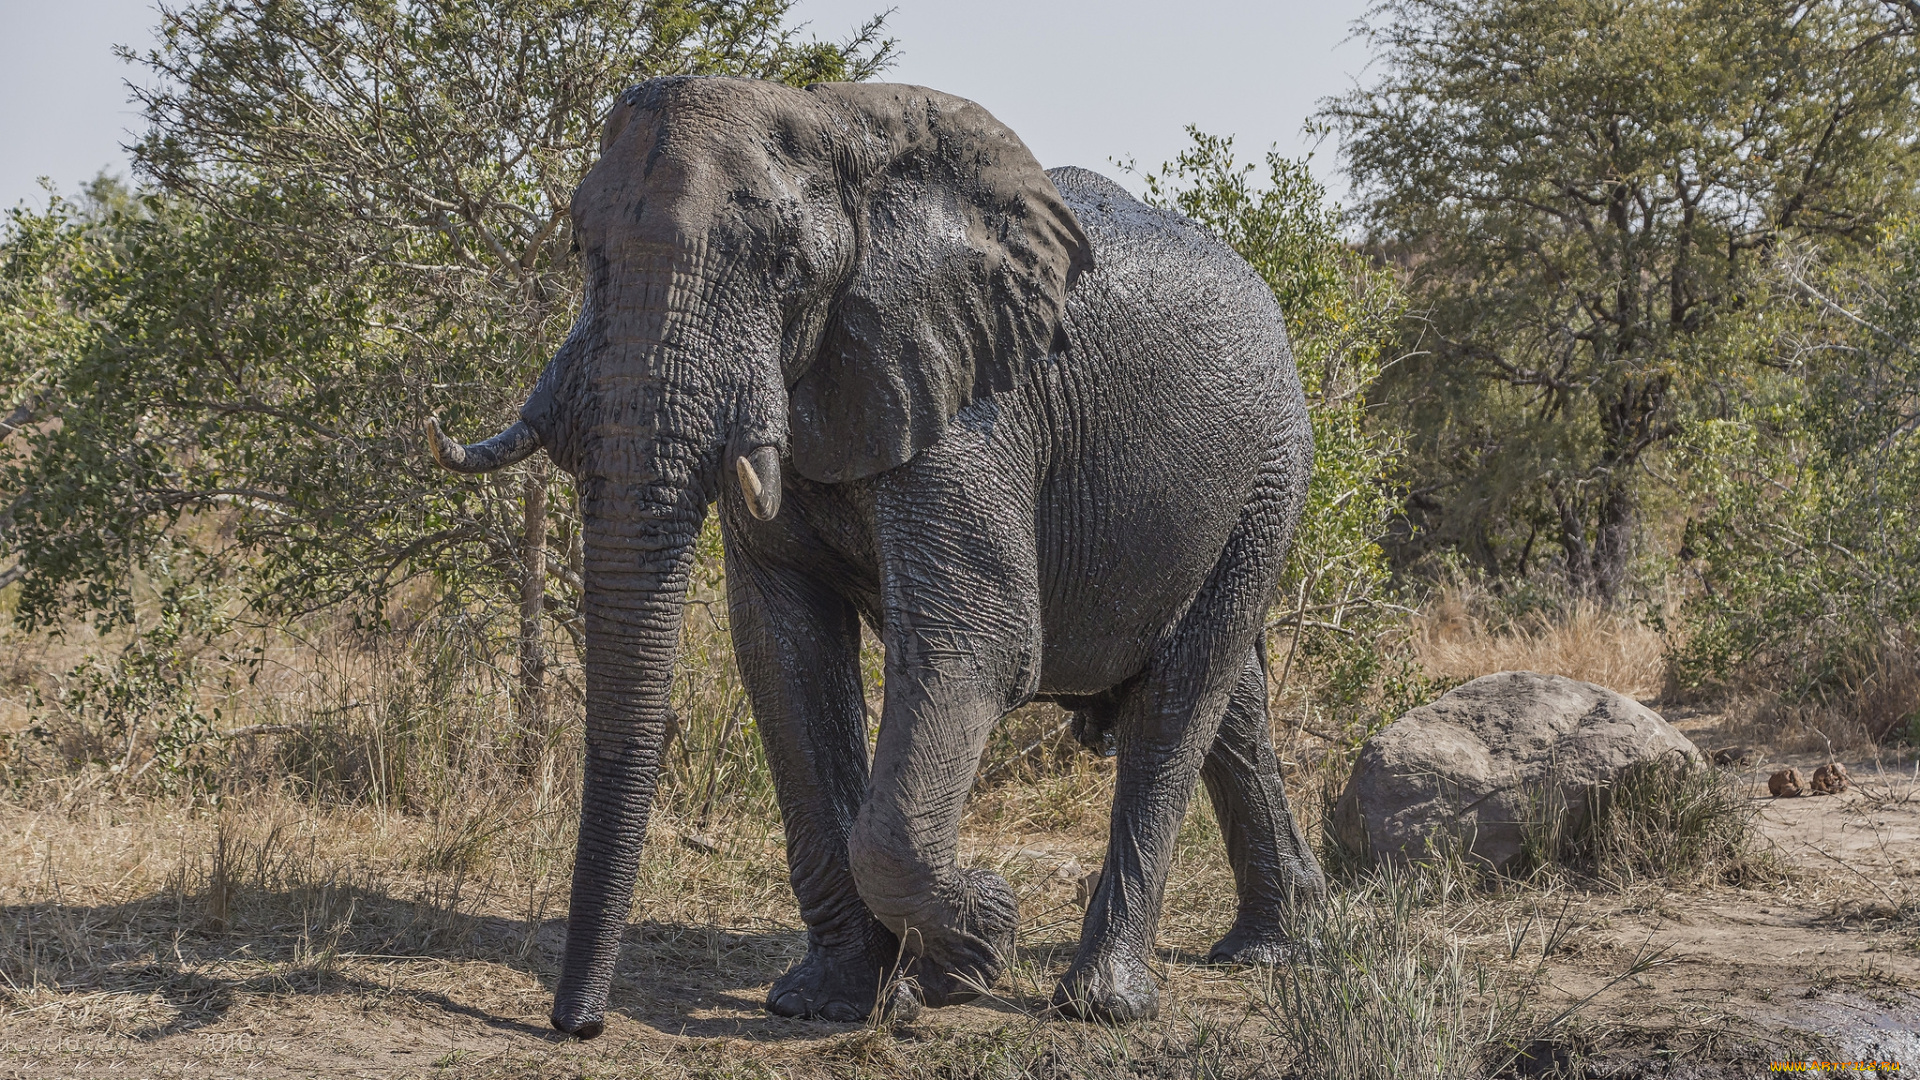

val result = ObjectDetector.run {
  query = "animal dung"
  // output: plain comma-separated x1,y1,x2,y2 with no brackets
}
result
1768,767,1807,797
1810,762,1851,795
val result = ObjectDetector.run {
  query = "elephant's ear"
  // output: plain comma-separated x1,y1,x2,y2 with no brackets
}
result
788,83,1092,484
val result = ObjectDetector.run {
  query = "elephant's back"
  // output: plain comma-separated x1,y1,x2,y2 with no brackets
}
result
1047,167,1298,392
1031,167,1309,693
1046,165,1303,442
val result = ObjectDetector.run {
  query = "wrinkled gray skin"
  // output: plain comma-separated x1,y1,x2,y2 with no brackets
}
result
428,77,1326,1038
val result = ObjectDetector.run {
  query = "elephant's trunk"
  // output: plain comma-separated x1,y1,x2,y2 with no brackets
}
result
549,477,705,1038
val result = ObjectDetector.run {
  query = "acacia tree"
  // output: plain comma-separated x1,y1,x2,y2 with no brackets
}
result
1,0,888,753
1326,0,1920,600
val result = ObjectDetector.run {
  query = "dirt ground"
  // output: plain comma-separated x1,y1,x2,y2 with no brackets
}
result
1570,710,1920,1074
2,716,1916,1079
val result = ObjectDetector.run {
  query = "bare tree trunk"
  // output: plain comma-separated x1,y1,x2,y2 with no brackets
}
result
1587,372,1663,606
1591,476,1635,606
1552,484,1592,597
518,458,550,774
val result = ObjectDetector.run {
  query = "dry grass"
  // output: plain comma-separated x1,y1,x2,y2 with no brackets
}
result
1707,667,1920,762
1515,756,1774,890
0,603,1607,1078
0,788,1647,1068
1410,585,1668,701
1257,867,1505,1080
1396,576,1916,762
0,573,1292,1076
5,569,1916,1076
0,740,1296,1077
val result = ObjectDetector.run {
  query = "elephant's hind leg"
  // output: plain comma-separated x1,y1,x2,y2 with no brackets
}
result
1201,646,1326,964
1053,466,1301,1022
724,540,899,1023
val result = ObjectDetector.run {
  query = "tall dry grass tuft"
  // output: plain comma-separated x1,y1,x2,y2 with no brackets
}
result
1259,868,1499,1079
1852,647,1920,746
1257,860,1673,1080
1411,582,1667,701
1733,643,1920,754
1516,756,1770,888
1678,637,1920,759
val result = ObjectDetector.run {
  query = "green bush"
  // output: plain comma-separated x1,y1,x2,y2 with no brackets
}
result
1675,221,1920,738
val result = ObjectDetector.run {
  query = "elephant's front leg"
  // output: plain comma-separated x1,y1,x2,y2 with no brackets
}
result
850,664,1026,1006
846,466,1041,1008
724,538,898,1022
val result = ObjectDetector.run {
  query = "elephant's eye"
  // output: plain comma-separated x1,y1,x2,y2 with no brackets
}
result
772,245,802,289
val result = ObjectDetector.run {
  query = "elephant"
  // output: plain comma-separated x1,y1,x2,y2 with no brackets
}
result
426,76,1327,1037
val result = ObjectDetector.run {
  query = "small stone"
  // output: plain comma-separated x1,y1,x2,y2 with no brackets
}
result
1052,857,1084,883
1769,768,1807,798
681,831,721,854
1074,866,1102,909
879,978,923,1023
1810,762,1851,795
1016,847,1050,862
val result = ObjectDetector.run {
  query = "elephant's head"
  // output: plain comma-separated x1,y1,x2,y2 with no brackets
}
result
426,77,1090,1037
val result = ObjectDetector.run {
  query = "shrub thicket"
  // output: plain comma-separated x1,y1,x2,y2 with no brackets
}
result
1325,0,1920,603
1675,222,1920,741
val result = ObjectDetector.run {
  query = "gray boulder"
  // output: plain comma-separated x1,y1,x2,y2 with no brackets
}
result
1330,671,1701,874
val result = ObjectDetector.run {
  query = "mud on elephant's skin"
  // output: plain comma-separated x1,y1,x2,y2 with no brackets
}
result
426,76,1326,1036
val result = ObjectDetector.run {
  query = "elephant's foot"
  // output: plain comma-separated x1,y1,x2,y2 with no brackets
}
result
1051,949,1159,1022
903,868,1019,1008
767,926,898,1023
1206,919,1299,966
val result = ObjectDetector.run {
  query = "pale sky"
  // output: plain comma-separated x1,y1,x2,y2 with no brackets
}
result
1,0,1378,212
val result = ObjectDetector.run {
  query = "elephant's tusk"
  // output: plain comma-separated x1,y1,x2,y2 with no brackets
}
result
736,445,782,521
426,416,541,474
